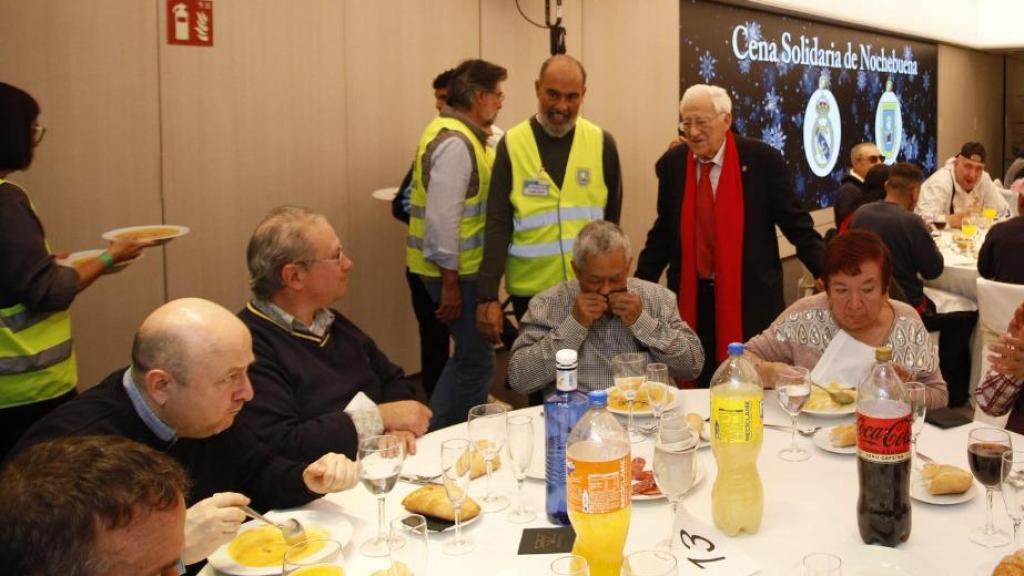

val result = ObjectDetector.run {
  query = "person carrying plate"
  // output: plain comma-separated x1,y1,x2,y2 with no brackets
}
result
0,82,154,461
743,230,948,409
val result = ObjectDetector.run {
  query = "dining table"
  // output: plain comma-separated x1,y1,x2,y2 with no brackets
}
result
201,389,1021,576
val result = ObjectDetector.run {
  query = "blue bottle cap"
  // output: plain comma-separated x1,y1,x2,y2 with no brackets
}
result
587,389,608,406
727,342,745,356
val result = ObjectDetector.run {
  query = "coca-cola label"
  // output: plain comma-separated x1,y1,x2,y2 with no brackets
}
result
857,412,912,463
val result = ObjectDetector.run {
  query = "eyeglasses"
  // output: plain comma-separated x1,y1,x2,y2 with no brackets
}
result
679,113,723,133
32,124,46,145
861,154,885,164
489,90,505,103
297,248,346,267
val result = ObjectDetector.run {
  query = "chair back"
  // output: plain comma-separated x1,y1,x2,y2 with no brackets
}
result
973,278,1024,425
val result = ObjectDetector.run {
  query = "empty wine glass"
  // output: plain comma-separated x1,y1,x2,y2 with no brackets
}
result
901,382,927,470
644,363,673,424
776,366,811,462
440,438,474,555
968,427,1012,547
282,538,344,575
621,549,678,576
1004,451,1024,549
652,413,698,549
613,352,648,443
467,403,509,513
802,553,842,576
506,414,536,523
550,554,590,576
358,434,405,557
390,514,428,576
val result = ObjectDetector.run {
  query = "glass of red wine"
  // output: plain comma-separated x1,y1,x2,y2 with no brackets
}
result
968,427,1013,547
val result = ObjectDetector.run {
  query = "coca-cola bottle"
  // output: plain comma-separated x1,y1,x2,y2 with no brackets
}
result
856,346,912,546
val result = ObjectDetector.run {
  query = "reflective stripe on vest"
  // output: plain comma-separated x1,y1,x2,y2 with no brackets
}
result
0,179,78,408
406,117,492,277
505,117,607,296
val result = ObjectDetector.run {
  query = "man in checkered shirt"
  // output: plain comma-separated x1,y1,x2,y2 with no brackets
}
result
977,300,1024,432
508,220,704,394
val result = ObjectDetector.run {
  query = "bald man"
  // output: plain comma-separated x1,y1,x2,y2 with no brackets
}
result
477,54,623,348
11,298,359,573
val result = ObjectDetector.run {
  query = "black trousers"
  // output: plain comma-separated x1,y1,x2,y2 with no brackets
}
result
695,278,718,388
1,389,76,462
920,300,978,408
405,268,449,399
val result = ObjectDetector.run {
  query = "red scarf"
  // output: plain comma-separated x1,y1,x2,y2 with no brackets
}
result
678,130,744,364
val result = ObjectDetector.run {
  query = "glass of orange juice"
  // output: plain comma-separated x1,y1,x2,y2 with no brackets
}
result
283,539,344,576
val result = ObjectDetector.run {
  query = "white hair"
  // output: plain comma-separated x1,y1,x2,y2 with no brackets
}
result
572,220,631,269
680,84,732,116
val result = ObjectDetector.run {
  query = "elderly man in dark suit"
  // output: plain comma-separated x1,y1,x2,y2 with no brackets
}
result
636,84,825,386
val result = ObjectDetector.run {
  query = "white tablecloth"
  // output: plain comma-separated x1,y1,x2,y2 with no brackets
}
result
925,230,980,305
202,391,1018,576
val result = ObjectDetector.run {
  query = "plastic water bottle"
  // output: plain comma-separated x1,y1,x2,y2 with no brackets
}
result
545,349,588,525
566,390,631,576
709,342,764,535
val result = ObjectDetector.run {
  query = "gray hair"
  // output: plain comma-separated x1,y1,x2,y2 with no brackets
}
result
572,220,631,268
850,142,877,163
680,84,732,116
246,205,324,300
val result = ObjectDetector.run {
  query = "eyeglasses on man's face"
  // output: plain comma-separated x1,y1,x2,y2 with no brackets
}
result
678,113,723,133
861,154,885,164
297,247,347,267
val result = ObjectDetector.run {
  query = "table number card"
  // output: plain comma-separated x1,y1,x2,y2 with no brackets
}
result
670,513,762,575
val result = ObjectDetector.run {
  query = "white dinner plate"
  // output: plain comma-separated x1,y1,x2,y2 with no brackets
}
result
787,544,944,575
632,462,705,501
909,471,979,505
804,403,856,417
101,224,190,244
56,249,142,274
607,386,680,417
207,509,353,576
812,427,856,455
371,186,400,201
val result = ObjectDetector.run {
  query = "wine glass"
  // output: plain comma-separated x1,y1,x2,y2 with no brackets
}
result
550,554,590,576
901,382,927,470
652,413,698,548
506,414,536,523
968,427,1012,547
390,514,428,576
802,553,842,576
933,212,948,231
962,213,979,239
440,438,474,555
621,549,678,576
1003,451,1024,549
613,352,648,443
776,366,811,462
644,363,673,424
467,403,509,513
358,434,406,557
282,538,344,576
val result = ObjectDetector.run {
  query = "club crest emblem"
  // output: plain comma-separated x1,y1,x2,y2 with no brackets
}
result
803,72,841,177
576,167,591,187
875,78,903,164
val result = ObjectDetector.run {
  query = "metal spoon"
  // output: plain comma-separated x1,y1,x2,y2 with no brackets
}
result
765,423,820,436
238,504,307,546
811,382,855,405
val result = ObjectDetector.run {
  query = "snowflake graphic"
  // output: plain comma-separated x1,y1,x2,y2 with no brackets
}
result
800,67,816,95
762,123,786,151
794,174,806,197
763,89,781,114
733,116,748,135
922,71,931,91
738,58,752,75
856,70,867,91
746,21,762,43
838,68,850,86
925,149,936,173
777,58,792,76
903,45,914,61
902,134,919,161
699,51,717,83
864,123,872,141
869,72,882,95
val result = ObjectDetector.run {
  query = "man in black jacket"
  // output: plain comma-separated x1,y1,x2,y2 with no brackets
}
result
636,84,825,386
833,142,884,227
12,297,360,573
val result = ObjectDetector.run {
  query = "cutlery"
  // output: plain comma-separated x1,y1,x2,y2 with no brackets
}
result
765,423,820,436
811,382,856,405
238,504,307,546
399,472,443,485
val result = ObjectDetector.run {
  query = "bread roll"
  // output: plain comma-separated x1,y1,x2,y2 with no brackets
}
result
922,463,973,495
993,549,1024,576
454,441,500,479
685,413,705,437
401,484,481,522
830,424,856,448
370,561,414,576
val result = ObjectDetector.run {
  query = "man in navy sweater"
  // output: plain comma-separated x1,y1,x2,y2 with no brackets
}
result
237,206,431,462
12,297,360,573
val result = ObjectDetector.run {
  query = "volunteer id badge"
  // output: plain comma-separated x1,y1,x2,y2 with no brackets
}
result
523,179,550,197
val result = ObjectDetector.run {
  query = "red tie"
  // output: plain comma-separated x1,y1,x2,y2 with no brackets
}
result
696,161,715,278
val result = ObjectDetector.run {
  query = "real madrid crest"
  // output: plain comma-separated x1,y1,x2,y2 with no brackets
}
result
802,71,841,178
874,77,903,165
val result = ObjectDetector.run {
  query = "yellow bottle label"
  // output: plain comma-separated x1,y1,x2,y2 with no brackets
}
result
711,394,763,444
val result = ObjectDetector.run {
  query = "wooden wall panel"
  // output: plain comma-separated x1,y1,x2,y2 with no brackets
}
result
159,0,349,316
0,0,165,388
339,0,480,370
938,45,1005,170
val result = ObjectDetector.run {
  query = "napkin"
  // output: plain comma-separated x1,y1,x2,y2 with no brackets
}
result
668,510,761,576
809,329,874,389
344,391,377,412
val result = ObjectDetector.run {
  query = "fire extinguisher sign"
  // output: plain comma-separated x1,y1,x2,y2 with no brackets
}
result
167,0,214,47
